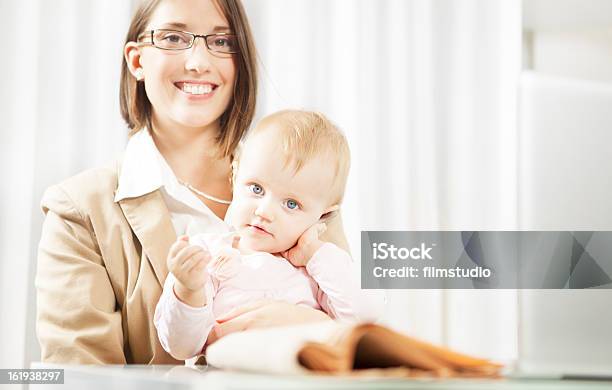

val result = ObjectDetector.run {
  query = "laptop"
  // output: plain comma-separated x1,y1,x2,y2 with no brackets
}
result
514,72,612,379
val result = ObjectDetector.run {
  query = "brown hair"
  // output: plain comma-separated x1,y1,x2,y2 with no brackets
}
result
119,0,258,158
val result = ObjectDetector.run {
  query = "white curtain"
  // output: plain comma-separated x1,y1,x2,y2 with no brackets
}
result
0,0,131,369
0,0,521,369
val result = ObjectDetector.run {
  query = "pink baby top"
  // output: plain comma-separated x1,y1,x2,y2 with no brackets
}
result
154,233,385,360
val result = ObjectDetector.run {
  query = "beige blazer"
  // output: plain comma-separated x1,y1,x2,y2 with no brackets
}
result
35,160,350,364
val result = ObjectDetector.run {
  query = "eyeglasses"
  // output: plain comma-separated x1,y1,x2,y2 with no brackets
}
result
138,29,239,54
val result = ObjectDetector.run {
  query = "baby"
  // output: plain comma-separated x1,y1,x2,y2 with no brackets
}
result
154,110,384,360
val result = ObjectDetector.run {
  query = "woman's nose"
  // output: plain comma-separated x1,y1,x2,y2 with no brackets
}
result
184,38,213,73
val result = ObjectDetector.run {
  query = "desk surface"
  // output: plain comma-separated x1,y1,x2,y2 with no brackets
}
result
29,364,612,390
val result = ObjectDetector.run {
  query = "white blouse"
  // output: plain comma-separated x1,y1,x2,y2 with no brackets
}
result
114,129,230,237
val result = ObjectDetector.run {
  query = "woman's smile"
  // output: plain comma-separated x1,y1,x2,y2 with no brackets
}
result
174,80,219,99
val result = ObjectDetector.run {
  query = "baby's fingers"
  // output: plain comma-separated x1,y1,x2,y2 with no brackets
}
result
169,245,204,272
168,235,190,259
193,259,207,273
176,245,205,262
182,252,209,273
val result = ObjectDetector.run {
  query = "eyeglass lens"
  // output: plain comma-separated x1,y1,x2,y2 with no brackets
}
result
151,29,238,53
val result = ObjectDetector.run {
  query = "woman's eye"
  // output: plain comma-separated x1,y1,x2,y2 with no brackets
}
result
162,33,188,44
286,199,299,210
208,35,237,51
249,184,263,195
213,38,228,47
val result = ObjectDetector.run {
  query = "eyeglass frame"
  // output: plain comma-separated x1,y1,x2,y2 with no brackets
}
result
137,29,240,54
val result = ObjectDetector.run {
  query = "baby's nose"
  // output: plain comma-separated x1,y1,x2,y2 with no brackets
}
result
254,200,275,221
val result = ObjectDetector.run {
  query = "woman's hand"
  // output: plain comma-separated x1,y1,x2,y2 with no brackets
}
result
279,223,327,267
206,300,331,345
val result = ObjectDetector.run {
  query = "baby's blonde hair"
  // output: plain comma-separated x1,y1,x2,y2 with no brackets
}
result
236,109,350,205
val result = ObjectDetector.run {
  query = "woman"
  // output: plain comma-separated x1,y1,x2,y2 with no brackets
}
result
36,0,349,364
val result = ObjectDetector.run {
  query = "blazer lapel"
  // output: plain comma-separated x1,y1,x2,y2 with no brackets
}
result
118,190,176,287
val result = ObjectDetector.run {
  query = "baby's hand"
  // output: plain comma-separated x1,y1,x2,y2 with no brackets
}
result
167,235,211,305
280,223,326,267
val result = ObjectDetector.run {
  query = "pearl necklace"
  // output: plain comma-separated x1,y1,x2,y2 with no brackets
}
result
179,180,232,205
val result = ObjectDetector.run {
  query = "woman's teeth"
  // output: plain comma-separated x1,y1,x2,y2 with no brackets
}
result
182,83,213,95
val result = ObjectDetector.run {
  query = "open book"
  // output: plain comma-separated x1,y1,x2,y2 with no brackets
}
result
205,321,503,377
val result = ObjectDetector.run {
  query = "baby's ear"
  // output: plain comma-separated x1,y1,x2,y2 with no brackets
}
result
320,204,340,222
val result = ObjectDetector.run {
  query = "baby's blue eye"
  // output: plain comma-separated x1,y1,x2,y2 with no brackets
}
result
249,184,263,195
286,199,299,210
